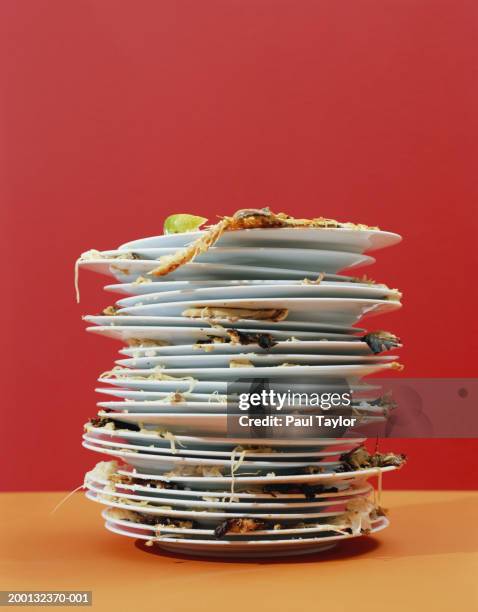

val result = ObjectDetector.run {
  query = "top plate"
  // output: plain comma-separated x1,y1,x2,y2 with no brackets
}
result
119,227,401,254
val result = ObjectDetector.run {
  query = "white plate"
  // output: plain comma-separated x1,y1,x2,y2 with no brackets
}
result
79,261,357,284
98,376,344,395
124,247,373,272
81,247,374,275
116,282,399,308
118,341,379,358
97,400,228,414
95,388,230,402
100,362,399,383
82,442,342,472
95,476,368,505
87,325,361,345
117,297,400,325
83,433,356,458
86,489,347,522
86,481,368,510
116,465,396,490
101,501,375,532
85,315,361,333
105,277,359,296
104,518,388,557
82,441,340,471
94,478,371,501
116,353,397,370
84,425,366,450
101,501,372,530
96,399,384,415
93,411,384,436
97,377,230,394
119,226,401,253
118,340,376,358
104,517,388,557
97,377,376,395
94,383,381,402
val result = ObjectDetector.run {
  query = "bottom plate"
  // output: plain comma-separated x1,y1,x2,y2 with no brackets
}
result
103,516,389,558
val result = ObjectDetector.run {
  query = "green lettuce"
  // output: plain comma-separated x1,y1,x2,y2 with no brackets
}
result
163,214,208,234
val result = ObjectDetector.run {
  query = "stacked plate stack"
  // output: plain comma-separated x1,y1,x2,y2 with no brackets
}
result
79,210,406,557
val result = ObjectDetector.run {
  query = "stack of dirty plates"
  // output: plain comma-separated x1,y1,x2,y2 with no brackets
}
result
79,215,405,557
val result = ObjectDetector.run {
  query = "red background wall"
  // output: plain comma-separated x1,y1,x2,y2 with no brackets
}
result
1,0,477,491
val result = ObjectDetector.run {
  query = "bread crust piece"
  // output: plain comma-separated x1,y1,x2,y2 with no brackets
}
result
148,207,379,277
182,306,289,322
126,338,171,347
229,359,254,368
214,517,267,538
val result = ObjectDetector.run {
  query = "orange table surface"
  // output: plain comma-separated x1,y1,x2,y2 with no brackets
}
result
1,491,477,611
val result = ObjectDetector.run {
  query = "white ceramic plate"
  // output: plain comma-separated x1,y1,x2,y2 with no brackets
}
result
116,353,397,370
103,517,388,557
116,282,399,308
94,478,371,501
82,442,342,472
117,297,400,325
83,433,355,458
94,383,381,402
97,377,376,395
116,464,396,490
96,378,382,396
100,362,399,383
119,226,401,253
104,517,388,557
97,476,374,505
97,377,228,394
95,388,230,402
81,247,374,275
101,503,369,533
86,481,368,510
104,276,360,296
93,411,384,436
101,501,375,532
86,489,348,522
87,325,361,345
84,315,361,333
79,261,357,284
84,425,366,450
95,399,384,415
97,400,228,414
118,340,376,358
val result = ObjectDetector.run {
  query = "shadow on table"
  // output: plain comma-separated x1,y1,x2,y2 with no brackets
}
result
135,535,380,564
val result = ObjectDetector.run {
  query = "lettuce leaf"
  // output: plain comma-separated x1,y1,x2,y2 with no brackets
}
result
163,214,208,234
